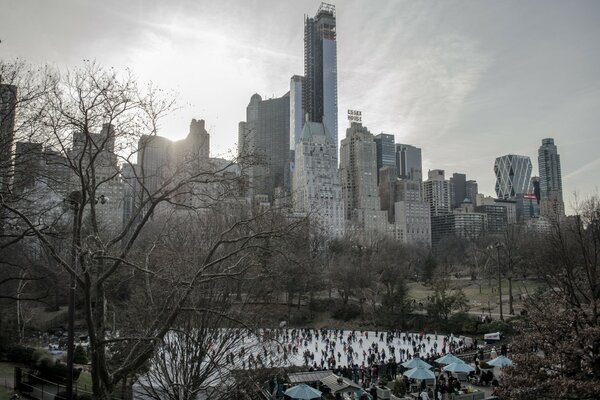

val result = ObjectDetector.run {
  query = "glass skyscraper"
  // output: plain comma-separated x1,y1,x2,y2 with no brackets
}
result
374,133,395,183
396,143,422,182
303,3,338,147
493,154,532,199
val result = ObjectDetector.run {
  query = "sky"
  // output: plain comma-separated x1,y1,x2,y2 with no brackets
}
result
1,0,599,213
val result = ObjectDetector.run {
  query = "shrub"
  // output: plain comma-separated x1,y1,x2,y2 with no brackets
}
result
393,379,407,396
3,344,37,365
73,345,88,364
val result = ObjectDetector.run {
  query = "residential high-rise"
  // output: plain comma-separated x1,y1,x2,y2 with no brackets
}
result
538,138,564,218
0,83,17,193
395,143,422,182
340,122,389,242
340,122,380,217
239,93,290,199
422,169,451,217
293,121,344,238
374,133,395,183
449,173,466,209
494,154,532,200
303,2,338,147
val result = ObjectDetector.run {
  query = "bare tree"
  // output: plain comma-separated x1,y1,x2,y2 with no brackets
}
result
500,196,600,399
0,60,303,399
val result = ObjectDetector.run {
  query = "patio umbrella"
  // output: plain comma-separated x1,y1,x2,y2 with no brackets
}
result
488,355,514,367
284,383,322,400
403,366,436,380
435,353,463,365
443,362,475,373
402,357,433,370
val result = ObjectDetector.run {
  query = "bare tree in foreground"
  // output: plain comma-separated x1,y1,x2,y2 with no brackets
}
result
0,60,303,399
500,196,600,399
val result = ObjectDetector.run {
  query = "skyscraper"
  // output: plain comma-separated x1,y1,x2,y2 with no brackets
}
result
466,180,478,204
538,138,564,217
303,2,338,147
395,143,422,182
239,93,290,199
423,169,451,217
449,173,467,209
340,122,389,242
374,133,395,184
494,154,532,199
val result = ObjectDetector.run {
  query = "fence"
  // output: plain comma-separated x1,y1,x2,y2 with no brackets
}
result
14,367,125,400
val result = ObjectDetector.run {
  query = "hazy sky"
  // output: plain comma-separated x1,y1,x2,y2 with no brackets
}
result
2,0,599,212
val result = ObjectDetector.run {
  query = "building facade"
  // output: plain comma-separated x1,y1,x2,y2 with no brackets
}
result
423,169,451,217
293,121,344,238
374,133,395,183
494,154,532,200
466,180,478,204
395,143,422,182
449,173,467,209
239,93,290,199
340,122,389,242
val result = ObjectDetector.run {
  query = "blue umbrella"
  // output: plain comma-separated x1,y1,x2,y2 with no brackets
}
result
435,354,463,365
488,355,513,367
443,362,475,373
284,383,322,400
402,357,433,370
403,366,436,380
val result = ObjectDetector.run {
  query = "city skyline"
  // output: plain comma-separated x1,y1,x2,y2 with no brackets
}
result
1,0,599,213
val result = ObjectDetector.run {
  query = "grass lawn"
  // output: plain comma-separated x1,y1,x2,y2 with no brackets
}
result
76,370,93,393
408,278,547,314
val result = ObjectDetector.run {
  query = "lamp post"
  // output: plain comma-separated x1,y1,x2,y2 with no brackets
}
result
495,242,504,321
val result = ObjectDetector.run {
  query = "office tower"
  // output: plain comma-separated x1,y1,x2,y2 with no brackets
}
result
0,83,17,193
239,93,290,199
340,122,389,241
293,121,344,238
374,133,395,183
494,154,532,200
395,143,422,182
422,169,451,217
303,2,338,146
538,138,564,218
449,173,467,209
466,180,478,204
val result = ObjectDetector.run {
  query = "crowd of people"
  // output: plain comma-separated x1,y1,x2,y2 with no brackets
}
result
232,328,477,372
